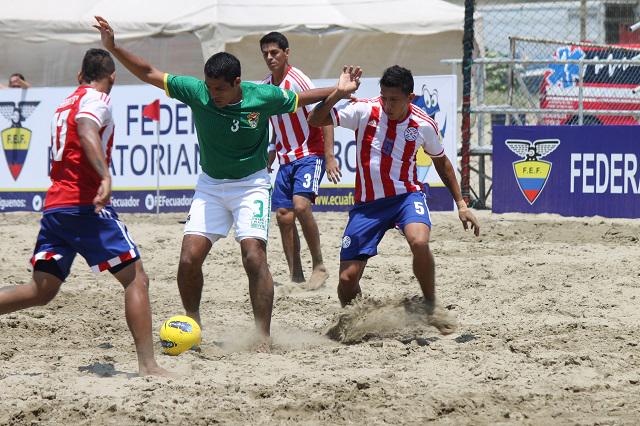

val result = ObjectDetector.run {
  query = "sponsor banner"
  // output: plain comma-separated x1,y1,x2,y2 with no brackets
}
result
0,187,453,214
314,187,356,212
312,185,452,213
0,75,456,212
0,192,42,212
493,126,640,218
0,190,193,213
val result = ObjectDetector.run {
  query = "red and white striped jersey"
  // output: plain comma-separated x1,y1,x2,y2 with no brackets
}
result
262,66,324,164
45,86,114,210
330,98,444,204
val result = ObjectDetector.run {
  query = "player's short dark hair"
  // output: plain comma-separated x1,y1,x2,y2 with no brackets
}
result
10,73,26,81
204,52,241,84
81,49,115,83
259,32,289,50
380,65,414,95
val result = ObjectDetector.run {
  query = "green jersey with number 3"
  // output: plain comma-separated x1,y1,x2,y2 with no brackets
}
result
164,74,298,179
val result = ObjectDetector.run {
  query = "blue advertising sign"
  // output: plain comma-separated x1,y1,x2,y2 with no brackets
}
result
493,126,640,218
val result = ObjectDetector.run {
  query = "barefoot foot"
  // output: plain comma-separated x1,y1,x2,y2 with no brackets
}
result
253,336,272,353
139,364,176,377
306,267,328,290
425,302,458,335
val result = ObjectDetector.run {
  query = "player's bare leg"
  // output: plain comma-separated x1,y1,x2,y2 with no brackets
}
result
177,234,213,328
113,260,172,377
276,208,305,283
337,260,367,307
0,269,62,314
404,223,457,335
240,238,274,352
293,195,328,290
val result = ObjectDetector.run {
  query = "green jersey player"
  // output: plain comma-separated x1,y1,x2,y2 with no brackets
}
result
95,16,360,350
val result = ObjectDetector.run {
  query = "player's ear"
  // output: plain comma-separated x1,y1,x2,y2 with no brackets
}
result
109,71,116,85
407,93,415,103
233,76,241,86
284,48,290,56
77,71,83,85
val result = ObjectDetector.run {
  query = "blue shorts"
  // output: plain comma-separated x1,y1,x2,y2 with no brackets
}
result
340,191,432,261
31,206,140,280
272,155,325,209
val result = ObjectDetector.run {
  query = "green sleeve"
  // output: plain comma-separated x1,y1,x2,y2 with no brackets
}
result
263,85,298,116
164,74,204,105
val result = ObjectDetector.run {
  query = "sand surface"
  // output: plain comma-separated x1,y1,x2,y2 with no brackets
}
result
1,210,639,425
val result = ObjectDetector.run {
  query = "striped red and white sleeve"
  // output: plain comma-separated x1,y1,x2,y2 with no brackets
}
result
76,91,111,127
330,100,369,131
419,118,444,157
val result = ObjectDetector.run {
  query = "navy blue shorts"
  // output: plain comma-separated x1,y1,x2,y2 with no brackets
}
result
340,191,432,261
272,155,325,209
31,206,140,280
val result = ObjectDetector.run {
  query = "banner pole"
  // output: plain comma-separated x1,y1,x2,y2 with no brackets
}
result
155,120,160,215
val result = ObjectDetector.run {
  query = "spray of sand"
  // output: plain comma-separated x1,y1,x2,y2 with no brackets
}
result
325,295,458,344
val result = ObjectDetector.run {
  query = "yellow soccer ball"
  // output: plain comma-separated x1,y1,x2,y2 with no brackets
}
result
159,315,201,356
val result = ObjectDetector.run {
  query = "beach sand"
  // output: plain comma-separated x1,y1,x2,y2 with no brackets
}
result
1,210,639,424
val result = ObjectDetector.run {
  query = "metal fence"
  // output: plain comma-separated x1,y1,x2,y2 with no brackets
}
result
454,0,640,207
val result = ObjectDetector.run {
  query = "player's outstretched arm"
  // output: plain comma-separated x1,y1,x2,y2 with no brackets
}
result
77,117,112,213
432,155,480,236
296,87,333,107
308,65,362,127
323,125,341,184
94,16,165,90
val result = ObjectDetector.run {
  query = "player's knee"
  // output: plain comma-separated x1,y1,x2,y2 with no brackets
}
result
292,202,311,218
339,269,359,286
242,251,262,270
241,248,266,273
34,285,59,306
178,253,203,274
276,208,294,225
408,237,430,254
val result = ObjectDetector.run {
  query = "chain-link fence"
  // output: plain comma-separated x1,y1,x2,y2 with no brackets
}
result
454,0,640,207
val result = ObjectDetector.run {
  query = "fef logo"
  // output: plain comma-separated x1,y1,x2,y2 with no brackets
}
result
0,101,40,180
505,139,560,204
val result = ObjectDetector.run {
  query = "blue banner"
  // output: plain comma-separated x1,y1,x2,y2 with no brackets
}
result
493,126,640,218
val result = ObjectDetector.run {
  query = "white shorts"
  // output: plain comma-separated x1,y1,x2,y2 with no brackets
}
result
184,170,271,243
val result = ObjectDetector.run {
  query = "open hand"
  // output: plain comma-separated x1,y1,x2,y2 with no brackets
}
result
93,16,116,51
337,65,362,98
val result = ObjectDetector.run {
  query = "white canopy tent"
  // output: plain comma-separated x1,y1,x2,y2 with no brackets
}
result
0,0,465,86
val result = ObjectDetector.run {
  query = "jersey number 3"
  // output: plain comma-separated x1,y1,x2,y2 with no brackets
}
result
231,119,239,132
